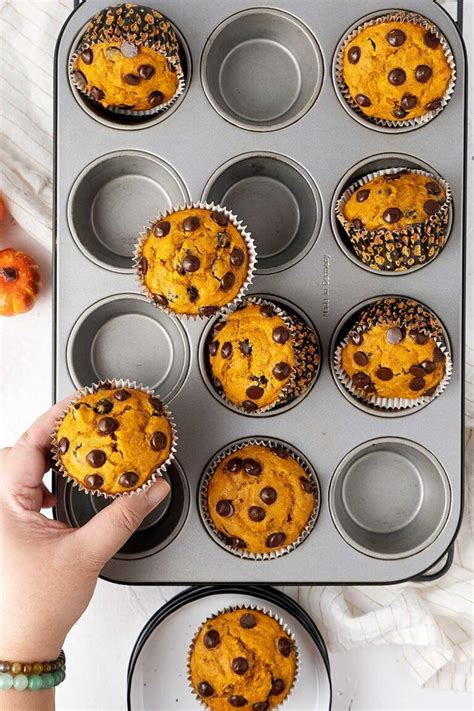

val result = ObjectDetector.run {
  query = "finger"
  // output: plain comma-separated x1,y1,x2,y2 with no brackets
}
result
41,483,56,509
75,478,170,567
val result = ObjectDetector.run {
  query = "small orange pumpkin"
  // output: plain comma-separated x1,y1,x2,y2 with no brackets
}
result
0,248,40,316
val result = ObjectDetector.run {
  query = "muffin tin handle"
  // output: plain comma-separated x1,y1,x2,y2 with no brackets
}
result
412,544,454,582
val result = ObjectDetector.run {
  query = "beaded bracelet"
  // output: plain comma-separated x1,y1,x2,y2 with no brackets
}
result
0,651,66,691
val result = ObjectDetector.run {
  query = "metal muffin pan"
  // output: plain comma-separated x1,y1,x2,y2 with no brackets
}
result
54,0,466,584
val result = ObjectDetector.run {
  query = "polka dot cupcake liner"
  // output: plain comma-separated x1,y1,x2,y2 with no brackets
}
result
335,167,452,272
133,201,257,321
50,378,178,500
198,438,320,561
206,296,320,415
333,298,453,411
334,10,456,129
187,604,300,710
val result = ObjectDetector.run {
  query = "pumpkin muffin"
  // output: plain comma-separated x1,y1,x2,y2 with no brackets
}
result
337,169,451,271
337,298,449,403
203,443,317,556
136,207,254,317
71,3,183,113
207,299,319,413
53,384,174,496
189,608,297,710
340,13,454,123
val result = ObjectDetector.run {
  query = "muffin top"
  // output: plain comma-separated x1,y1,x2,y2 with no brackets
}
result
208,302,295,412
342,171,447,231
139,208,251,316
55,386,172,495
189,608,297,710
206,444,316,555
342,19,452,121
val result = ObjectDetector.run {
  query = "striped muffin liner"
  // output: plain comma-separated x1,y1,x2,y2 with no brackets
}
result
206,296,320,415
133,202,257,320
333,299,453,411
51,378,177,500
335,167,452,272
187,604,299,710
334,10,457,129
199,438,320,560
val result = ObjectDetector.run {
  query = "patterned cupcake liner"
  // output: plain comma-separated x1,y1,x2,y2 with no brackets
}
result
333,298,453,411
335,167,452,272
199,438,320,560
50,378,178,500
206,296,320,415
69,3,186,117
187,604,299,710
334,10,457,129
133,201,257,320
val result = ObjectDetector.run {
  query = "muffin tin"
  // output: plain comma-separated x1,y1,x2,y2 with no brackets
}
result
54,0,466,584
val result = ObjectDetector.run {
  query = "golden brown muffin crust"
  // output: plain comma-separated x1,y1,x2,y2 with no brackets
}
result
189,609,297,710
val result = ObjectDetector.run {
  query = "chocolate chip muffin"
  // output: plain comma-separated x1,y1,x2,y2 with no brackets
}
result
336,169,451,271
53,383,174,496
340,12,454,123
203,443,318,556
136,207,254,317
189,608,297,710
207,299,319,413
71,3,183,113
336,298,450,404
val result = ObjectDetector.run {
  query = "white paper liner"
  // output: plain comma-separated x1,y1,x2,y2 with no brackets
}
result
199,438,320,560
51,378,177,500
133,202,257,320
187,604,299,710
335,11,457,128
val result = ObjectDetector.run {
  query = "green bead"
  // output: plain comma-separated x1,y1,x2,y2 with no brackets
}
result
28,674,43,691
0,673,13,690
51,671,60,686
58,668,66,683
41,674,54,689
13,674,28,691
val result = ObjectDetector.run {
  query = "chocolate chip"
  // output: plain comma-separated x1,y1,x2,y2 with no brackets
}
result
240,612,256,628
421,360,436,374
229,696,247,708
348,46,361,64
243,459,262,476
401,93,418,110
260,304,274,318
95,398,113,415
266,532,286,548
197,682,214,698
86,450,106,468
355,94,371,107
226,458,243,473
221,341,233,359
114,389,131,401
98,417,119,435
243,400,259,413
386,29,406,46
392,107,408,119
230,248,245,267
352,218,364,229
203,630,220,649
300,477,314,493
72,70,87,89
149,397,163,413
248,506,266,522
433,347,445,364
188,285,199,302
388,68,406,85
364,383,376,394
209,340,219,357
217,232,231,248
354,351,368,366
424,31,440,49
239,339,252,355
272,362,291,380
229,537,247,549
426,181,442,195
271,679,285,695
220,272,236,291
415,65,432,83
90,86,105,101
260,486,277,504
150,432,167,451
278,637,293,657
154,294,169,307
182,255,200,273
183,215,200,232
124,73,140,86
410,365,426,378
148,90,164,107
356,189,370,202
121,41,138,58
232,657,249,675
84,474,104,489
216,500,234,517
81,49,93,65
352,372,371,387
376,367,394,381
383,207,402,224
119,472,139,488
387,327,404,344
58,437,69,454
273,326,289,344
424,199,441,216
253,703,269,711
138,64,155,80
199,306,217,317
211,211,228,227
424,387,437,397
425,99,442,111
140,257,148,276
154,220,170,238
246,385,264,400
351,333,364,346
410,377,426,391
412,330,429,345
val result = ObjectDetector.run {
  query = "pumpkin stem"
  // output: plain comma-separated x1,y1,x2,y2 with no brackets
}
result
0,267,18,282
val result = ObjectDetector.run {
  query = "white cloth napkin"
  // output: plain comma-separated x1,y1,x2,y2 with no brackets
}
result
1,0,473,693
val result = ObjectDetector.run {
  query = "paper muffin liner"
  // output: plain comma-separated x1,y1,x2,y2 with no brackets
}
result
187,604,299,710
335,167,452,272
206,296,320,415
133,202,257,320
51,378,178,500
69,3,186,117
333,298,453,411
199,438,320,560
335,10,457,128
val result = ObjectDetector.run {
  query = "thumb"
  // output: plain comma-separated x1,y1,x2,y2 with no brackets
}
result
75,478,170,567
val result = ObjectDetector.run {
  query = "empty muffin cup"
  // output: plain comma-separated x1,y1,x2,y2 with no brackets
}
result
67,151,189,272
202,153,322,272
201,8,323,131
329,438,451,559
